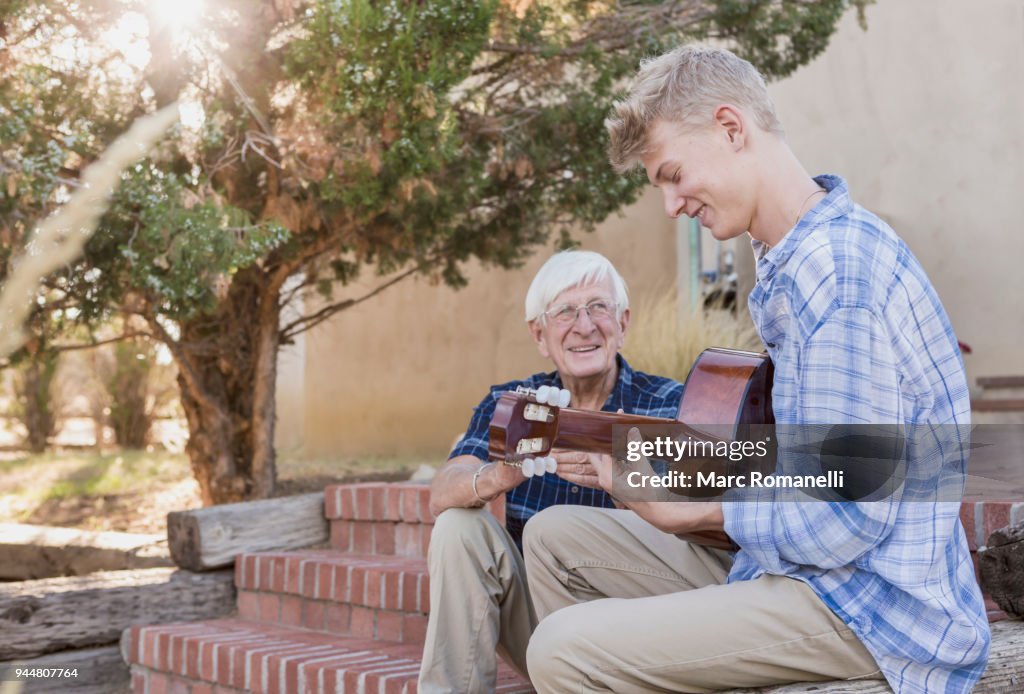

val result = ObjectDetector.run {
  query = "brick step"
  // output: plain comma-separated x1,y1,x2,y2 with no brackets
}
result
324,483,504,558
977,375,1024,396
123,618,533,694
236,551,429,643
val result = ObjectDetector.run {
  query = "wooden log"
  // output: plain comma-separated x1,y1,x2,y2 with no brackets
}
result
0,523,171,580
0,645,129,693
979,521,1024,618
0,567,234,660
166,491,326,571
727,620,1024,692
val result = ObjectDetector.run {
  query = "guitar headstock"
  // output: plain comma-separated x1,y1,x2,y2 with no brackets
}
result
488,386,567,472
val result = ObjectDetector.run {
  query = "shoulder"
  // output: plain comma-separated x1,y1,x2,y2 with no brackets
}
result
621,360,685,414
785,204,905,337
477,370,560,408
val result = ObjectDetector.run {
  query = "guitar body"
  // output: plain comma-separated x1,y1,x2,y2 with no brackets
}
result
677,347,774,439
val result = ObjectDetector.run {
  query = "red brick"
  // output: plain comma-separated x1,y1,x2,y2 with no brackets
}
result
200,639,218,681
356,487,373,520
401,488,420,523
238,591,260,620
420,525,432,557
353,522,375,553
418,487,433,523
301,560,317,598
192,684,214,694
317,562,334,600
386,487,403,521
272,557,287,592
185,633,203,678
258,593,281,622
404,614,429,644
131,669,146,694
960,502,978,551
983,502,1013,545
126,626,142,664
169,675,190,694
383,570,401,610
350,565,366,605
259,556,274,593
142,628,162,668
244,555,258,589
375,522,397,555
303,600,326,631
377,610,404,641
286,556,302,593
402,570,421,612
351,606,376,639
339,487,355,519
281,595,304,627
366,567,384,608
326,603,352,634
420,573,430,613
330,520,352,552
150,671,170,694
396,523,420,557
325,486,341,518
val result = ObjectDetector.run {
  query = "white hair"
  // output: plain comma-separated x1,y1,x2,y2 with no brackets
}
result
524,250,629,322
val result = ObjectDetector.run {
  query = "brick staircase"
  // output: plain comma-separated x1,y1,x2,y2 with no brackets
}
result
972,375,1024,424
122,483,530,694
123,483,1019,693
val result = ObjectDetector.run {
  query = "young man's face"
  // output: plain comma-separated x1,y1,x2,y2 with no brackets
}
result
641,117,752,242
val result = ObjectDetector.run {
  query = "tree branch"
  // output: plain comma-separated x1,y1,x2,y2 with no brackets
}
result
279,266,419,342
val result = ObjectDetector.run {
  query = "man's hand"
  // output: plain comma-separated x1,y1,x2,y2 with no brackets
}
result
552,450,606,490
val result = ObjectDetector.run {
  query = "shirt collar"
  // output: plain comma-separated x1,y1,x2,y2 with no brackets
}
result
751,174,851,283
547,354,634,413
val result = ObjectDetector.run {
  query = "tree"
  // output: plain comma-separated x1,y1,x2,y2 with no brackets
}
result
0,0,872,504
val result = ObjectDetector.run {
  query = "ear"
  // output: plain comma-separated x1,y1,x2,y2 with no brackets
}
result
529,319,551,359
713,104,745,150
616,308,631,346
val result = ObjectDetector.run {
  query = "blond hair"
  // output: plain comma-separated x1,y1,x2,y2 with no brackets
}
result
606,45,783,173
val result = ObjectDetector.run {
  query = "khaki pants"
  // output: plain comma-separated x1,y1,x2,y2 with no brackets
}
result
418,508,536,693
523,506,883,693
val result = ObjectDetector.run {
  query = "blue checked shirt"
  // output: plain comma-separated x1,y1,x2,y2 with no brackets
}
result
450,355,684,548
723,175,990,693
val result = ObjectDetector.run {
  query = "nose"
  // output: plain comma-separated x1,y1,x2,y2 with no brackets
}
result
571,308,597,333
663,190,685,219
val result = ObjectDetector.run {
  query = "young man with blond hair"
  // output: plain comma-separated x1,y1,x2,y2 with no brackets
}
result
524,45,989,693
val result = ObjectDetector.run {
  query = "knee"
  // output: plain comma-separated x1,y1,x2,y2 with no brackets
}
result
427,507,493,567
522,505,586,569
526,607,586,690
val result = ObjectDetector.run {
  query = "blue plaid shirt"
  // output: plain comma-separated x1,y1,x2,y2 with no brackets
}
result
450,355,683,548
723,175,989,693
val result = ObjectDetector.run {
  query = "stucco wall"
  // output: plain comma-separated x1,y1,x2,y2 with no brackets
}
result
279,189,676,460
767,0,1024,382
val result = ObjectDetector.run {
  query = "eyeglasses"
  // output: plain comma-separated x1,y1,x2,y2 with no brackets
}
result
543,298,618,325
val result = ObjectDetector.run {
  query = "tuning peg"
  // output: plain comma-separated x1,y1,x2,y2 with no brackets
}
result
557,389,571,408
535,385,550,404
522,457,536,477
545,456,557,474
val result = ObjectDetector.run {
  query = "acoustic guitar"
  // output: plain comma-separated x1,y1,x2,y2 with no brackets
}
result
487,347,774,550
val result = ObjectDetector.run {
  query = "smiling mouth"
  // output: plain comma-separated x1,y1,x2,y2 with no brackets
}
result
696,204,708,223
568,346,600,353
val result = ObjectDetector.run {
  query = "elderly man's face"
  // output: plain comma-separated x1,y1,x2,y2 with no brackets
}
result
530,279,629,381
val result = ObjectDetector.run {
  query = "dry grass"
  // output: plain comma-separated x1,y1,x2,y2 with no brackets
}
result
622,288,762,383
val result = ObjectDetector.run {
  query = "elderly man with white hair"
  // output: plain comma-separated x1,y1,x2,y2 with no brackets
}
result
418,250,684,693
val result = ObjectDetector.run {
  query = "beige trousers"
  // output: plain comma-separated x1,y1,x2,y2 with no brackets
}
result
418,508,536,693
523,506,884,693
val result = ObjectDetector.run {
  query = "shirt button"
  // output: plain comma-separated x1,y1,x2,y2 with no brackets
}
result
570,486,580,494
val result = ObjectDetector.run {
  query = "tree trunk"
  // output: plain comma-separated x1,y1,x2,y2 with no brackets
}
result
163,268,282,505
17,349,59,453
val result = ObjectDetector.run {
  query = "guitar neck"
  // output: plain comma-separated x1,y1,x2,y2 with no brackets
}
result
552,408,718,454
